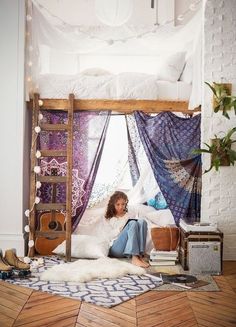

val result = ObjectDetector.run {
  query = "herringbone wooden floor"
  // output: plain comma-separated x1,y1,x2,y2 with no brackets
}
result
0,261,235,327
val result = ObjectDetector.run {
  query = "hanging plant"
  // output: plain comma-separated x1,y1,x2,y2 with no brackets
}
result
205,82,236,119
193,127,236,173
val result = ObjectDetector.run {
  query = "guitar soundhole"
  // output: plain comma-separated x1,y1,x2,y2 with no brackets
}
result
48,221,57,230
48,220,63,231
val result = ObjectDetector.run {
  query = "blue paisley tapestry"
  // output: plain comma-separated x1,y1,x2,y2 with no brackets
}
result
133,111,201,225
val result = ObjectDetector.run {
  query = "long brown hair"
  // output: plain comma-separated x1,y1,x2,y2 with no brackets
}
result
105,191,128,219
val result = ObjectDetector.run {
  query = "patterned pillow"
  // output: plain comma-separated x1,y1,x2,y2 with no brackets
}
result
146,192,168,210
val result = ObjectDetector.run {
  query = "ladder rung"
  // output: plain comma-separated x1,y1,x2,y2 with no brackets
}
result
40,150,67,157
35,231,66,238
38,176,67,183
41,123,69,131
36,203,66,210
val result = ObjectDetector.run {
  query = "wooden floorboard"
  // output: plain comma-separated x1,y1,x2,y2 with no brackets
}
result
0,261,235,327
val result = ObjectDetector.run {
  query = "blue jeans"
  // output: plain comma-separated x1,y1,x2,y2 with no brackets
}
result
109,219,147,258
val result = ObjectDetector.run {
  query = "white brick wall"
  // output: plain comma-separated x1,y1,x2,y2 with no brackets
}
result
203,0,236,260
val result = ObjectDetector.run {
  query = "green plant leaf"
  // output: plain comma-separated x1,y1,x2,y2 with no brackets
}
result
213,105,220,113
192,149,211,155
222,110,230,119
205,82,217,97
225,127,236,141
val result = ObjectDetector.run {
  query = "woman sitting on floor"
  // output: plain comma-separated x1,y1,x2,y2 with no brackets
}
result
104,191,149,268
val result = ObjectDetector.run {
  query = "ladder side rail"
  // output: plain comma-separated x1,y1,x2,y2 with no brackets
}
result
28,93,40,257
65,94,74,261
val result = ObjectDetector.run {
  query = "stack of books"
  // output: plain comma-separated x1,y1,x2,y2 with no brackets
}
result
149,248,178,266
179,219,217,232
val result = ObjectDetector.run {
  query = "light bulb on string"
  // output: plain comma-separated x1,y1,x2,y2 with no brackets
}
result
36,181,42,189
34,126,41,133
34,166,41,174
28,61,33,67
28,240,34,248
24,225,30,233
38,113,44,121
35,196,40,204
35,150,41,159
38,99,44,107
25,209,30,217
27,76,32,82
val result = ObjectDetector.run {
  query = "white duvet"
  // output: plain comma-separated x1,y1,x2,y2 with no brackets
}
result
37,72,191,100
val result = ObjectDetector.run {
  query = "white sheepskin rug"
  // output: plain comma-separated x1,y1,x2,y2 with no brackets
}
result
40,257,146,282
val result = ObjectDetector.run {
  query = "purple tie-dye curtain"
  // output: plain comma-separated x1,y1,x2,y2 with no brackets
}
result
132,111,202,225
38,110,110,231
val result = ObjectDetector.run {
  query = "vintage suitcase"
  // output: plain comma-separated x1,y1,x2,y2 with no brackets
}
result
179,228,223,274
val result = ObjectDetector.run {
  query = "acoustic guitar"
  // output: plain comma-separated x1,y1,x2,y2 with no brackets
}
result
35,168,66,255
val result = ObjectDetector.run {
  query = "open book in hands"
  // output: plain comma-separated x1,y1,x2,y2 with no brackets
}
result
122,219,138,229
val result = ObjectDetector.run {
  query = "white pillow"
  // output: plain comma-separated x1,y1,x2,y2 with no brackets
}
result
156,52,186,82
80,68,111,76
52,235,110,259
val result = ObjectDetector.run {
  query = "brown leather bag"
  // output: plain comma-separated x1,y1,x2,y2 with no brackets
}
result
151,226,180,251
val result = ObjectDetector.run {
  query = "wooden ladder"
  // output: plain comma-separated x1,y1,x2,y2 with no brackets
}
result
28,93,74,261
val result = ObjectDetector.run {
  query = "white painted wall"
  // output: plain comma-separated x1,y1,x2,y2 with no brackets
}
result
0,0,26,256
202,0,236,260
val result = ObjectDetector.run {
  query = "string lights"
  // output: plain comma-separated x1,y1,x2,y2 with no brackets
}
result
28,0,202,45
24,103,44,248
25,0,201,95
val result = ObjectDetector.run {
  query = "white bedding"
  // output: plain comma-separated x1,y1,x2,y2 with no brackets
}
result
37,73,191,101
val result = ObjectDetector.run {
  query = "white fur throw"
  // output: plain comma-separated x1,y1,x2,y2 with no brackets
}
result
40,257,146,282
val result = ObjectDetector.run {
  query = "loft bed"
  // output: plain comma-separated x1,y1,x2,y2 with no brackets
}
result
26,1,202,260
27,98,200,113
27,93,201,261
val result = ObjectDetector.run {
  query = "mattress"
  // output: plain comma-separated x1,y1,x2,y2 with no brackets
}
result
37,72,191,101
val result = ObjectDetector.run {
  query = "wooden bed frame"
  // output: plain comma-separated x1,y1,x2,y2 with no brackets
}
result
27,95,201,261
27,98,201,113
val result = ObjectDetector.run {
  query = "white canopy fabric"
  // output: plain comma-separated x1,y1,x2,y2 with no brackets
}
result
26,0,203,108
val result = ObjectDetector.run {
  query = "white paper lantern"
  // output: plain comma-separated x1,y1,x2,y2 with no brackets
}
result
25,209,30,217
34,166,41,174
24,225,30,233
95,0,134,26
28,240,34,248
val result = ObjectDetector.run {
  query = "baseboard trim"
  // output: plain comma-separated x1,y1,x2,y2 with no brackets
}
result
0,233,25,256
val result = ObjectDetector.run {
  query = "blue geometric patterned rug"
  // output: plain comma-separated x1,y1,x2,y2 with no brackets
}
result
5,257,162,307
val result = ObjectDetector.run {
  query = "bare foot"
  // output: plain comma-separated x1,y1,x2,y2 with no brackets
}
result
139,256,150,267
132,255,150,268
